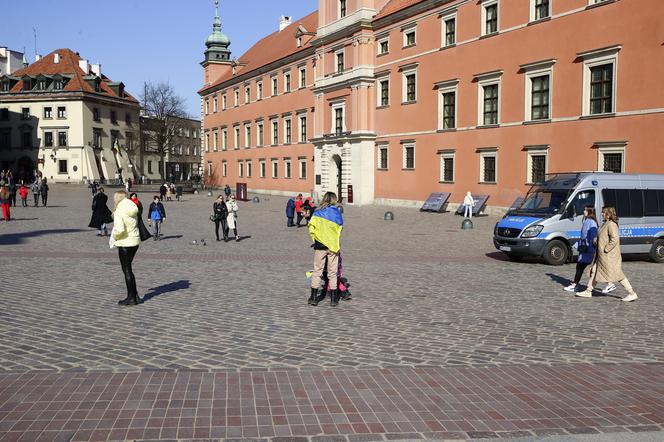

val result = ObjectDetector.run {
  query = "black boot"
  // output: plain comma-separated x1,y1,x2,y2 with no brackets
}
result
118,292,143,306
330,290,340,307
308,288,317,305
309,288,325,306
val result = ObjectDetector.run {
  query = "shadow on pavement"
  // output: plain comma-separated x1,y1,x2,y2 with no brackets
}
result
0,228,87,246
158,235,184,240
547,272,571,287
142,280,191,302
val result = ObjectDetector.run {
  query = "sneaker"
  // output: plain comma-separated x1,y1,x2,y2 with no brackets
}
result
602,283,617,294
564,284,578,292
622,293,638,302
575,289,593,298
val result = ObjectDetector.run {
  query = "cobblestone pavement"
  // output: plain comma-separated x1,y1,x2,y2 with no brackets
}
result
0,185,663,441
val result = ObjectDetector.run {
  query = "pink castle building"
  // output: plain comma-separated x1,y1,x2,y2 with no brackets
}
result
200,0,664,210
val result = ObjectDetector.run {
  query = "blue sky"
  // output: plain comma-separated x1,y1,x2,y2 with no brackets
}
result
2,0,318,117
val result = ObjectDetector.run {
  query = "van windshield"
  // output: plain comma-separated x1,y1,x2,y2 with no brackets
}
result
512,189,571,216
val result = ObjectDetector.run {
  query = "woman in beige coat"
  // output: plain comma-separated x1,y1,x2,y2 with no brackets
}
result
576,206,638,302
112,191,143,306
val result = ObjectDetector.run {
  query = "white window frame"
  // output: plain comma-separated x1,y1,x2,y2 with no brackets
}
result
596,142,626,173
222,161,227,177
257,81,263,100
522,60,555,121
338,0,347,18
271,160,278,178
481,0,499,36
299,157,307,179
256,121,264,146
213,129,218,151
245,85,251,104
331,102,346,134
299,67,307,89
271,76,278,96
377,36,389,55
441,12,457,47
297,36,303,48
271,119,279,145
335,49,345,74
245,124,251,148
221,128,228,150
580,46,620,116
205,99,210,115
222,94,227,110
475,72,502,126
234,125,240,149
284,117,292,144
299,115,307,143
525,146,549,184
238,161,244,178
205,132,210,152
479,149,498,183
402,25,417,47
207,161,212,177
247,160,252,178
233,89,239,107
284,158,292,179
284,72,291,93
439,151,455,183
530,0,551,22
402,142,415,170
377,74,390,107
436,79,459,130
259,160,266,178
401,66,417,103
213,96,218,113
377,143,389,170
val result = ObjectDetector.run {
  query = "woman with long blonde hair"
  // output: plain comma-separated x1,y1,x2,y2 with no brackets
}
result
576,206,639,302
112,190,143,305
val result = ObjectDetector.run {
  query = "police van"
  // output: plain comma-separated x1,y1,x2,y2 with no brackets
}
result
493,173,664,265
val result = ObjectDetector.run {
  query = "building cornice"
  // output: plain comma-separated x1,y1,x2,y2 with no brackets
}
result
372,0,460,30
0,91,141,109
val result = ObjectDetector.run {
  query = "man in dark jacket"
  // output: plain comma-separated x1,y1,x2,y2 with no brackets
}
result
88,188,113,236
286,198,296,227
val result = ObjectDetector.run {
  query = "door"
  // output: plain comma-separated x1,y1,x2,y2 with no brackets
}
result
331,154,342,201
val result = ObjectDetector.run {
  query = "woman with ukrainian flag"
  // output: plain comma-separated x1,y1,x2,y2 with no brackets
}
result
308,192,344,307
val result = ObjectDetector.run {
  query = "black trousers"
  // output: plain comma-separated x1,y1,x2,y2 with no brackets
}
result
33,194,39,206
574,261,590,284
296,213,303,226
214,218,228,240
41,194,48,206
118,246,139,297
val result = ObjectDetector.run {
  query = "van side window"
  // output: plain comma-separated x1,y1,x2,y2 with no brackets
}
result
602,189,645,218
644,190,664,216
570,190,595,217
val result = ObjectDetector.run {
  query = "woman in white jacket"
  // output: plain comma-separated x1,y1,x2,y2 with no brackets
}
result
463,192,475,219
112,191,143,305
225,194,239,241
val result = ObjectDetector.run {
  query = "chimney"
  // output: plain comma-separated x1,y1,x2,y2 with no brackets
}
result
78,59,89,74
35,54,42,62
279,15,292,31
90,63,101,76
54,53,60,64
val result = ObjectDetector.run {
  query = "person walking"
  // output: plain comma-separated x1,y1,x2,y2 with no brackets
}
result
463,192,474,219
295,194,304,227
564,205,598,293
307,192,344,307
286,197,296,227
159,183,167,201
89,187,114,236
111,191,143,306
31,179,41,207
576,206,639,302
225,194,239,241
40,178,49,206
0,186,11,221
213,195,229,241
148,195,166,240
19,184,29,207
165,184,174,202
224,184,231,199
8,174,17,207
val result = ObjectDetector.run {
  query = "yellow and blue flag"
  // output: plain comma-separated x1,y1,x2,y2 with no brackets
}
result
308,206,343,253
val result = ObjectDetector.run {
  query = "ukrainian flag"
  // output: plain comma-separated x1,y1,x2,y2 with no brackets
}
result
308,206,344,253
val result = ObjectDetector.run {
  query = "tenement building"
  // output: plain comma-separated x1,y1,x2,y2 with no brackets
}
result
0,48,140,183
200,0,664,208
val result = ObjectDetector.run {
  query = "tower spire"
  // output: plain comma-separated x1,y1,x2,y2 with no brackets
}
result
204,0,231,63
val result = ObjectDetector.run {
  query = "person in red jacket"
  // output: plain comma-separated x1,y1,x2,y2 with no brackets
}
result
0,186,10,221
295,194,304,227
18,184,29,207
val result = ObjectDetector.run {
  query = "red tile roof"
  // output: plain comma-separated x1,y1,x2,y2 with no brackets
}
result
5,48,138,103
374,0,427,20
200,11,318,93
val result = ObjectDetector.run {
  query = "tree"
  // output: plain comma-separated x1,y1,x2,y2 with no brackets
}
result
140,82,189,181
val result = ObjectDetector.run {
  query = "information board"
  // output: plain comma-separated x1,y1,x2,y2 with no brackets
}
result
420,192,451,212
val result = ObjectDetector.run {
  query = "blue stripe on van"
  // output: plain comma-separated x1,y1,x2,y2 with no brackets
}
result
536,227,664,239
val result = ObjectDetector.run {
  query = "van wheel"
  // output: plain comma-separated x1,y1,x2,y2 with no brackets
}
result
650,239,664,263
543,240,568,266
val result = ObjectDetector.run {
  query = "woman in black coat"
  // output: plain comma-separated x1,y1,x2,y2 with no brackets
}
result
212,195,228,241
88,187,114,236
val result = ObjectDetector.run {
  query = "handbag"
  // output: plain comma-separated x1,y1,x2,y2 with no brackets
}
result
578,239,588,253
138,218,152,242
210,213,217,222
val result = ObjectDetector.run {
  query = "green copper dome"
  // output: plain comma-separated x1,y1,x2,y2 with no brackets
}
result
206,0,230,48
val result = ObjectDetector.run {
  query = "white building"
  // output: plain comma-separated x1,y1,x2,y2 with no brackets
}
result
0,48,140,183
0,47,26,76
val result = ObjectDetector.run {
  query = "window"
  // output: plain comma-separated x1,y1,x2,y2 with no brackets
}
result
530,75,550,120
111,111,117,124
238,161,244,178
580,45,619,116
213,129,218,151
299,68,306,88
58,131,67,147
334,106,344,135
483,1,499,35
402,68,417,103
590,64,613,115
297,36,303,48
222,161,227,177
284,118,292,144
93,129,102,148
245,124,251,148
285,159,292,178
23,79,32,91
257,82,263,99
532,0,550,21
1,81,10,92
379,78,390,107
148,161,153,174
602,189,645,219
299,157,307,179
403,27,416,47
44,107,52,119
234,126,240,149
44,131,54,147
22,131,32,148
58,160,68,174
53,79,63,90
443,16,456,47
479,150,497,183
213,96,218,112
222,94,227,110
272,120,279,145
260,160,266,178
378,37,389,55
336,50,345,74
257,122,264,146
57,106,66,119
21,107,30,120
272,160,278,178
205,99,210,114
339,0,347,18
644,190,664,217
234,89,239,106
272,77,278,96
222,128,228,150
37,79,47,90
377,144,388,169
436,80,458,130
299,116,307,142
284,73,291,93
245,86,251,103
526,147,548,184
602,151,623,173
476,76,500,125
402,143,415,169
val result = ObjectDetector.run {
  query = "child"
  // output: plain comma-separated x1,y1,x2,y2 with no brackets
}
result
19,184,29,207
148,195,166,240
